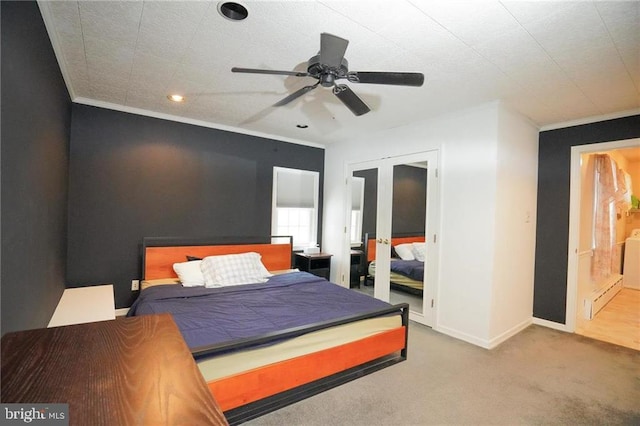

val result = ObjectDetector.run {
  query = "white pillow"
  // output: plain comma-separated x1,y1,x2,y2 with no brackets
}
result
412,242,426,262
394,243,415,260
201,252,272,287
173,260,206,287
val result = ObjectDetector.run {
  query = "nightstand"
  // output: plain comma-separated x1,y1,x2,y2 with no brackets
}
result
295,253,332,280
48,284,115,327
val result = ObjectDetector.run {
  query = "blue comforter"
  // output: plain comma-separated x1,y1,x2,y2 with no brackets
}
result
128,271,393,350
390,259,424,282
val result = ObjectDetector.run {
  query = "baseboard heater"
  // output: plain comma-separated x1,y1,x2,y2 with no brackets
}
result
584,274,623,320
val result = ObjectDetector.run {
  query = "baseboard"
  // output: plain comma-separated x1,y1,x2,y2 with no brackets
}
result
435,324,491,349
486,318,532,349
532,317,569,332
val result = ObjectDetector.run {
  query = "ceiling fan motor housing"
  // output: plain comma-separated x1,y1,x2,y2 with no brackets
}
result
307,54,349,87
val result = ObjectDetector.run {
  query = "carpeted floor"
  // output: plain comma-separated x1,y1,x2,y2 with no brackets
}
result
245,323,640,425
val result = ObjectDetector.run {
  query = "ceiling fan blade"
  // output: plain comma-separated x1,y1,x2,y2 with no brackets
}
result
232,67,309,77
319,33,349,69
333,84,370,116
349,72,424,87
274,83,319,107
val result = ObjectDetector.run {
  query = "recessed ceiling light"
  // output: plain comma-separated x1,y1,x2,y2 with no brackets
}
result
296,124,308,129
218,2,248,21
167,94,185,102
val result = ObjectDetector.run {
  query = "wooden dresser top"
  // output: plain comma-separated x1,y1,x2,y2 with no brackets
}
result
1,314,227,426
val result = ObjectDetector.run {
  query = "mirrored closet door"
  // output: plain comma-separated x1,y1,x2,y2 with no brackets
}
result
347,150,439,326
348,162,387,300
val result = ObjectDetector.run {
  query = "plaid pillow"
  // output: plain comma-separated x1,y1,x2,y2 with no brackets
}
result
412,243,426,262
201,252,272,287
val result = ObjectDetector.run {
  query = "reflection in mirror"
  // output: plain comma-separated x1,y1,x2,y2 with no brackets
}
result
350,177,365,246
389,162,427,313
350,169,377,293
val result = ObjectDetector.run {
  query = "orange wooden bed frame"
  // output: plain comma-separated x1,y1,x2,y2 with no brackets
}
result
140,237,408,425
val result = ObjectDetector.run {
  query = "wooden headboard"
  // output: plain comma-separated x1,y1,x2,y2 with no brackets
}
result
364,233,426,262
142,237,293,280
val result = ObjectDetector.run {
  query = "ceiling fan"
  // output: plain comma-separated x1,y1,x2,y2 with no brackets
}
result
231,33,424,116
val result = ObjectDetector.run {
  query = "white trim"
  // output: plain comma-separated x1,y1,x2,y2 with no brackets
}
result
74,97,324,149
567,137,640,331
435,324,491,349
438,319,533,350
532,317,569,332
342,161,355,288
487,318,532,349
566,146,582,332
541,109,640,132
115,308,130,317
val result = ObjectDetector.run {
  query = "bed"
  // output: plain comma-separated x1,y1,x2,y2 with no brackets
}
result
364,232,426,296
129,236,408,425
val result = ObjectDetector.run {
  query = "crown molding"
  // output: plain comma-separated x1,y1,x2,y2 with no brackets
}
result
73,97,326,149
540,108,640,131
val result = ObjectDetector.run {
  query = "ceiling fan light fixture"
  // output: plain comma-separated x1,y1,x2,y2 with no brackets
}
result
218,2,248,21
167,94,185,102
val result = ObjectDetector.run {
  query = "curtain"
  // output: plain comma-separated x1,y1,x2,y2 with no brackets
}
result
591,154,627,282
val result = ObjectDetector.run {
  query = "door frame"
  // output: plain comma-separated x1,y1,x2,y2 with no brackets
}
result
344,150,441,327
566,137,640,331
346,158,391,302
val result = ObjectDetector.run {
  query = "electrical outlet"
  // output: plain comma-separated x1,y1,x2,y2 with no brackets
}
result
131,279,140,291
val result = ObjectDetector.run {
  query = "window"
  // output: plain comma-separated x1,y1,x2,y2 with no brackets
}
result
272,167,319,250
350,177,365,245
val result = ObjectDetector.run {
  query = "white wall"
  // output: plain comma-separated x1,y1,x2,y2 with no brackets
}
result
488,106,539,346
324,101,538,348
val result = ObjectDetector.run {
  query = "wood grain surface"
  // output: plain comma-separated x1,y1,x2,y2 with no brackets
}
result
1,314,228,426
576,288,640,350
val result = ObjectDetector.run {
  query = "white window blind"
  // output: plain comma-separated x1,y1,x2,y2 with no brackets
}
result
272,167,319,249
350,177,365,244
276,170,317,208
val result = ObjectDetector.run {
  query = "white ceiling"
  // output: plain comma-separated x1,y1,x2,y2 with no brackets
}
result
39,1,639,147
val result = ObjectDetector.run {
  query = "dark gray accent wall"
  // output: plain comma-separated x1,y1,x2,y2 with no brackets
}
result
392,165,427,235
1,1,72,334
534,115,640,323
68,105,324,308
354,169,378,243
355,165,426,244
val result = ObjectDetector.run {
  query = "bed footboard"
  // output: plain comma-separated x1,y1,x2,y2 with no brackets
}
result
197,303,409,425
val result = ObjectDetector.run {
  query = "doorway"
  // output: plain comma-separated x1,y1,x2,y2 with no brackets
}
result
567,138,640,350
345,151,440,327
